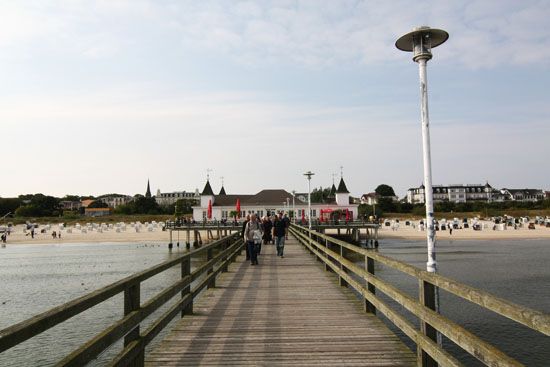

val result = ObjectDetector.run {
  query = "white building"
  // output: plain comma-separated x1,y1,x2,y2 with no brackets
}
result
98,195,133,208
500,188,545,202
407,183,498,204
406,183,544,204
192,178,359,221
155,189,200,207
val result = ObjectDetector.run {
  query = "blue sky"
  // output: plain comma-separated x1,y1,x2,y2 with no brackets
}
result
1,0,549,198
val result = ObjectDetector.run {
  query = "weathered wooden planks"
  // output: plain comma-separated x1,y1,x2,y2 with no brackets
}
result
146,237,415,366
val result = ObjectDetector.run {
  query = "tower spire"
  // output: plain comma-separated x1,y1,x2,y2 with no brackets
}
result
146,179,151,198
206,168,212,181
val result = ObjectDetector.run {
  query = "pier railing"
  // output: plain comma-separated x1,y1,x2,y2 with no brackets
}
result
0,232,243,366
290,224,550,367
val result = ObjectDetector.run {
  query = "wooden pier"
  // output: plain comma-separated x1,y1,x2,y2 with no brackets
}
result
1,225,548,366
146,237,414,366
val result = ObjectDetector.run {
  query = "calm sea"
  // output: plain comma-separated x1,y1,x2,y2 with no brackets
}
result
1,239,549,366
374,237,550,366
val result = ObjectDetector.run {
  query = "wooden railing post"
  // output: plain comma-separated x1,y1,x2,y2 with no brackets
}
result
181,257,192,317
419,280,438,367
339,244,348,287
207,248,215,288
364,255,376,314
324,237,332,273
124,283,143,366
221,239,229,272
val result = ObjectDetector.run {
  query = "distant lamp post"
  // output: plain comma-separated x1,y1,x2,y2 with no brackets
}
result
395,26,448,274
396,26,448,359
303,171,315,229
291,190,296,223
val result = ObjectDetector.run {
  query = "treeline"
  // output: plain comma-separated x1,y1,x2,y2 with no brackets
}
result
359,197,550,218
0,194,195,218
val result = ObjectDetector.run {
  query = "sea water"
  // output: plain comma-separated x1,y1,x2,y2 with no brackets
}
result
372,238,550,366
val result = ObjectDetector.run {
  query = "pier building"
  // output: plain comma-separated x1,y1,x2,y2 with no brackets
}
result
192,177,358,221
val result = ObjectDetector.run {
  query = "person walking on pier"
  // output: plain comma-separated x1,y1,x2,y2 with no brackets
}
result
244,214,262,265
273,211,286,258
262,216,273,249
242,214,250,261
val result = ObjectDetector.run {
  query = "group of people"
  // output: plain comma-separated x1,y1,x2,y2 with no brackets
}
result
242,211,290,265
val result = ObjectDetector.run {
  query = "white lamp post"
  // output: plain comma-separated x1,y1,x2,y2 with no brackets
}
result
303,171,314,229
395,26,448,274
396,26,448,358
291,190,296,223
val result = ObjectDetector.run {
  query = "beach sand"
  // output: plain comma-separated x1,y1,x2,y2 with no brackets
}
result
2,224,218,245
3,221,550,245
377,221,550,241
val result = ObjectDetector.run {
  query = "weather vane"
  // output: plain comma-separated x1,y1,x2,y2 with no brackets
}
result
220,176,224,187
206,168,212,181
340,165,344,178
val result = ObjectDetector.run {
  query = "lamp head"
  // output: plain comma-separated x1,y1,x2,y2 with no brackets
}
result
395,26,448,62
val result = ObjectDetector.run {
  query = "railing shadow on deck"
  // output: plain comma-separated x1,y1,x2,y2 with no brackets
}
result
0,232,244,367
289,224,550,367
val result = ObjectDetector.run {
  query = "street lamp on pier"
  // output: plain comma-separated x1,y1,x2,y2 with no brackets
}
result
395,26,448,273
303,171,314,230
396,26,449,357
291,190,296,223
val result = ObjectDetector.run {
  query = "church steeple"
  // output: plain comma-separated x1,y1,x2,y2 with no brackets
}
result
145,179,152,198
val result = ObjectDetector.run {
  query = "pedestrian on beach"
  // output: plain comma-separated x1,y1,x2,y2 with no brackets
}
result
449,226,452,235
273,211,286,258
242,214,250,261
244,214,262,265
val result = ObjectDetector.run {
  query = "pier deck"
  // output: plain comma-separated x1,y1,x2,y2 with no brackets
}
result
146,237,415,366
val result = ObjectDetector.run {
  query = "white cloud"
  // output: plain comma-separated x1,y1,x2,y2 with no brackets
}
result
2,1,550,68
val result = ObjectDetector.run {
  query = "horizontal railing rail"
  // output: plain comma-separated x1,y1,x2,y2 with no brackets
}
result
289,224,550,367
0,232,244,366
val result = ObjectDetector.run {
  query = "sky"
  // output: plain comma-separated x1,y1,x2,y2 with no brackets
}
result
1,0,549,199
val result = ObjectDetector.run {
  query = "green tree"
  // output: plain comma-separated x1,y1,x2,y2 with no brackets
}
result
311,187,332,203
15,194,60,217
0,198,22,216
374,184,396,197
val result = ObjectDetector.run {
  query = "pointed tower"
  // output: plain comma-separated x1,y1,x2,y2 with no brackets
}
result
145,179,152,198
219,186,226,195
200,180,215,207
328,183,337,199
335,177,350,206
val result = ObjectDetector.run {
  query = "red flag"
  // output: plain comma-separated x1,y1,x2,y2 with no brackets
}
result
345,209,350,222
236,198,241,218
207,199,212,219
301,209,305,224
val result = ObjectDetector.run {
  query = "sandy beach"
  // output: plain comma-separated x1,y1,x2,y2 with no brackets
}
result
2,223,193,245
2,219,550,246
377,221,550,241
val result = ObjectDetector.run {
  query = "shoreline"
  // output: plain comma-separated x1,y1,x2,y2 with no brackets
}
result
376,225,550,241
2,223,550,245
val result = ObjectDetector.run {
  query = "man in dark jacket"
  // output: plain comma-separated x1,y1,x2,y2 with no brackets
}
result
273,212,286,257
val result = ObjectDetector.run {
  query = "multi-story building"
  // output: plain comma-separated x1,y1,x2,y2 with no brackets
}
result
500,189,545,202
98,195,133,208
407,183,544,204
155,189,200,207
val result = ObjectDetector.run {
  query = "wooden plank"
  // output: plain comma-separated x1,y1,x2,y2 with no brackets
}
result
146,237,415,366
